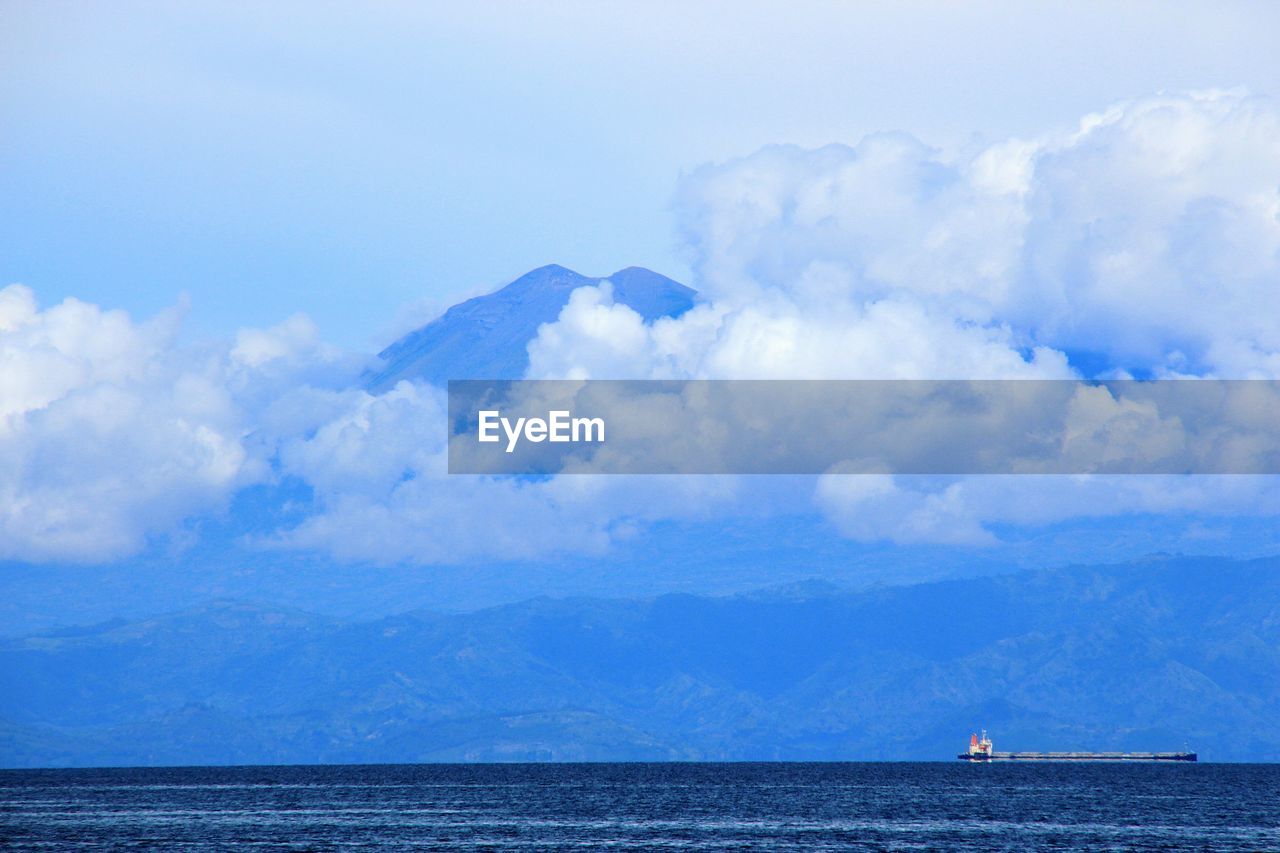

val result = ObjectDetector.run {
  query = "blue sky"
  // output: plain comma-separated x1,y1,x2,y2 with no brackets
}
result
5,1,1280,349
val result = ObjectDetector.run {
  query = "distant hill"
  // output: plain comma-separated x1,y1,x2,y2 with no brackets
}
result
364,264,695,391
3,555,1277,766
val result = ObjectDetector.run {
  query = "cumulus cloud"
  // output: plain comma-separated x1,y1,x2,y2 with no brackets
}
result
0,287,358,562
528,282,1071,380
0,286,247,561
0,286,740,566
1013,92,1280,376
524,89,1280,545
531,90,1280,382
815,474,1280,547
270,379,743,564
3,90,1278,563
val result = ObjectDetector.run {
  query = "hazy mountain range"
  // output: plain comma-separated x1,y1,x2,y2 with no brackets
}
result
3,554,1276,767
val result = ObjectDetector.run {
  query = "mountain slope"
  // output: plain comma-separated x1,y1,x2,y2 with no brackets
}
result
365,264,695,390
3,555,1277,766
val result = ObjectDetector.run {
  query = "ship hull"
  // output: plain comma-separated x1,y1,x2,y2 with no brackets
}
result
958,752,1197,762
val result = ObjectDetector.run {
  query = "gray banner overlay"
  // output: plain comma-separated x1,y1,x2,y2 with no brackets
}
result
447,380,1280,475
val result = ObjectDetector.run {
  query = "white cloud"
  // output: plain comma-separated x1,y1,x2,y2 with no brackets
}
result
524,90,1280,545
815,473,997,546
3,90,1278,564
0,286,248,560
815,474,1280,546
0,288,359,562
533,91,1280,383
1012,91,1280,374
231,313,339,370
527,280,1071,381
526,283,672,380
0,286,744,566
269,379,743,564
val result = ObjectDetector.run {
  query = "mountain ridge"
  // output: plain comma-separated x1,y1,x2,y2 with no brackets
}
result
364,264,695,390
4,554,1276,766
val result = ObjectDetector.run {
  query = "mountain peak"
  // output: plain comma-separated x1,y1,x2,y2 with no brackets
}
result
528,263,577,276
364,265,695,391
609,265,671,279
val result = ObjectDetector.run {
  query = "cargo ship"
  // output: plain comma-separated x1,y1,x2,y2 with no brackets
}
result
958,730,1196,762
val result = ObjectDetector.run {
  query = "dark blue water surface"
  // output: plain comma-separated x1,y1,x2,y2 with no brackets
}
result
2,762,1277,850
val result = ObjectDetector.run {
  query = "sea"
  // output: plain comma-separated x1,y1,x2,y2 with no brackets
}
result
1,762,1277,850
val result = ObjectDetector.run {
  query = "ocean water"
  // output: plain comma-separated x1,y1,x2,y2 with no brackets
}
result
1,762,1277,850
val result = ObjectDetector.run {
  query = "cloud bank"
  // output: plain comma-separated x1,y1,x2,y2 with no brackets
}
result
530,90,1280,381
2,91,1278,564
0,287,736,563
525,90,1280,547
1,286,255,560
270,378,748,564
